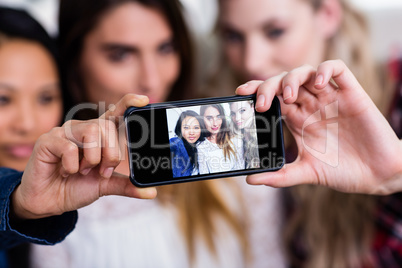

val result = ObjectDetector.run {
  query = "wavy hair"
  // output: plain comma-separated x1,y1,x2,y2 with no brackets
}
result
200,104,237,161
230,101,259,169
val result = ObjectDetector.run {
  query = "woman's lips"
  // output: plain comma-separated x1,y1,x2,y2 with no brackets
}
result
187,136,197,142
6,145,34,159
211,127,219,131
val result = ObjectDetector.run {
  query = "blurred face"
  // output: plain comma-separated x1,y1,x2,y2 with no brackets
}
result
219,0,326,81
80,2,180,105
0,40,62,171
181,116,201,144
230,101,254,129
203,107,223,135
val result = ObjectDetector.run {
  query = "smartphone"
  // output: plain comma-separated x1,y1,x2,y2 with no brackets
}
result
124,94,285,187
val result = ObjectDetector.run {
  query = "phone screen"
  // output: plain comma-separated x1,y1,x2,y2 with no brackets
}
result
125,96,284,186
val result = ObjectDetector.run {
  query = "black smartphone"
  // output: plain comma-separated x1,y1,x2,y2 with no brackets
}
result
124,94,285,187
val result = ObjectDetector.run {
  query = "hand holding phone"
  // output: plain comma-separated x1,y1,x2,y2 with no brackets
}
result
125,94,285,187
237,60,402,195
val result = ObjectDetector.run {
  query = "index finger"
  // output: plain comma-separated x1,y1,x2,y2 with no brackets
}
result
100,94,149,125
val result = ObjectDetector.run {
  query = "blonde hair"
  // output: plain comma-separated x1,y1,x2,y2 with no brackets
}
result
230,101,260,168
158,180,249,264
284,1,383,267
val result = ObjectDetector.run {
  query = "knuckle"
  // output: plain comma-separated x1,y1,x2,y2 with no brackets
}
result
50,127,64,137
86,121,101,133
85,154,100,166
108,153,121,165
65,142,78,155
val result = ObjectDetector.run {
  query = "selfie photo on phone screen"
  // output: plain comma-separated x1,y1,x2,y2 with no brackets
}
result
167,100,260,178
125,95,284,187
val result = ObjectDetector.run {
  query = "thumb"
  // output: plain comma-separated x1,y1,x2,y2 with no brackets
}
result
246,161,316,188
99,172,157,199
100,94,149,125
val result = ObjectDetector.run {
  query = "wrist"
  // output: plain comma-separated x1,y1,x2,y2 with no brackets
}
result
10,186,39,220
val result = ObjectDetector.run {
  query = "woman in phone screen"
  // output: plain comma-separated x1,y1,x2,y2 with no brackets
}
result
230,101,260,169
170,110,205,177
197,104,244,174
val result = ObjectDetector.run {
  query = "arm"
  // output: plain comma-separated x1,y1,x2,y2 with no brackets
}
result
0,168,76,250
236,60,402,195
1,94,157,249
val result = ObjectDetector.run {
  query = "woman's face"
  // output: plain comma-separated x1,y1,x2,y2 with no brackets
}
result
80,2,180,106
230,101,254,129
181,116,201,144
219,0,327,81
203,107,223,135
0,40,62,171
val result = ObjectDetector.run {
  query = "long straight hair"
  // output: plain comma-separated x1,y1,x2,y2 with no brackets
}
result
174,110,206,171
200,104,237,161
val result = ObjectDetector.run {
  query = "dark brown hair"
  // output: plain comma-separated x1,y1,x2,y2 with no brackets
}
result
58,0,194,109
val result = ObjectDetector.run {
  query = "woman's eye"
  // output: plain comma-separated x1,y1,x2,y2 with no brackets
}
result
0,95,10,106
222,29,243,44
158,41,176,55
265,28,285,40
183,126,189,130
239,108,246,114
38,94,55,105
107,49,130,62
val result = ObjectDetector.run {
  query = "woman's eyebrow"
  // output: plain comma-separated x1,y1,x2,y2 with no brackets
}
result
40,82,60,91
0,82,15,91
100,43,138,53
221,18,278,32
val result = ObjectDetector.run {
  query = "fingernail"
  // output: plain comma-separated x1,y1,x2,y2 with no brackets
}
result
315,74,324,86
103,167,114,179
135,94,148,100
283,86,292,100
81,168,91,175
235,83,248,94
255,94,265,108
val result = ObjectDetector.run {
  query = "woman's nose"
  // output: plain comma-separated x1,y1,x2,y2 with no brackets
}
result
244,35,272,76
139,55,162,94
12,101,36,135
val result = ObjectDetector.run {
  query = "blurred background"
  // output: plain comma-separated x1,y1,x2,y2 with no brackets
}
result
0,0,401,61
